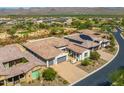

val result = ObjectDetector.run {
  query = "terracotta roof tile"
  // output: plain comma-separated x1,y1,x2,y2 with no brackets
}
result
67,44,88,54
23,37,69,60
0,44,45,78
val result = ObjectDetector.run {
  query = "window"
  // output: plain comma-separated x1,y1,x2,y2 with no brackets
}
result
4,63,9,69
3,57,28,69
8,78,13,82
84,52,88,57
0,80,4,86
20,74,24,78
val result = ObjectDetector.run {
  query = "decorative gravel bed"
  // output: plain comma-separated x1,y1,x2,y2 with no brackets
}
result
103,47,117,55
121,32,124,37
21,75,69,86
77,59,107,73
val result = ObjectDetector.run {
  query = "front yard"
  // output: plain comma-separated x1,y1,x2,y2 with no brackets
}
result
77,58,107,73
103,33,118,55
20,67,69,86
75,49,114,73
21,75,69,86
103,46,117,55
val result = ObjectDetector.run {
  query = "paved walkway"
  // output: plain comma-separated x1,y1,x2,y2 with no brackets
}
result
97,49,113,61
52,62,88,83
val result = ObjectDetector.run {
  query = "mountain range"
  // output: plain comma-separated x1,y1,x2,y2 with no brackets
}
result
0,7,124,15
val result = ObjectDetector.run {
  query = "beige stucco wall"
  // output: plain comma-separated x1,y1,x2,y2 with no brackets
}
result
55,53,68,64
0,76,6,81
0,66,46,86
78,50,90,61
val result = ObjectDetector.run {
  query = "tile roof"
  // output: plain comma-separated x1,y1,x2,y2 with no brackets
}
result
64,33,87,43
80,41,100,49
80,29,107,41
0,44,45,78
0,44,24,63
64,32,97,43
64,30,110,49
23,37,69,60
67,44,88,54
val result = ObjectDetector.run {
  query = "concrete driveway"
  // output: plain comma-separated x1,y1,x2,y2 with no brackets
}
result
52,62,88,83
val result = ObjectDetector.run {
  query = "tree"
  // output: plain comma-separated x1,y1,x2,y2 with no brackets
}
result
42,68,57,81
72,20,92,30
109,68,124,86
71,20,81,28
50,27,64,35
81,58,92,66
121,18,124,26
7,28,16,37
109,33,115,47
90,51,100,60
38,23,49,29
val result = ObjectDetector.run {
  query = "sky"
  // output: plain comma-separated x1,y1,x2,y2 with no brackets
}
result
0,0,124,7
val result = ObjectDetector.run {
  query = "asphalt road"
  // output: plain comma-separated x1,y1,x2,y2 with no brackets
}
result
74,28,124,86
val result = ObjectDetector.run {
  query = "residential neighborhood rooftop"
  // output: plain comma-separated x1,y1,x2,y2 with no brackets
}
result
0,44,45,77
23,37,70,60
67,44,88,54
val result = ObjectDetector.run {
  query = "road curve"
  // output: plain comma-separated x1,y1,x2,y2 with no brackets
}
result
73,28,124,86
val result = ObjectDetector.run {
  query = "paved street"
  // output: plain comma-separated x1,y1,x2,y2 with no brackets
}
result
73,28,124,86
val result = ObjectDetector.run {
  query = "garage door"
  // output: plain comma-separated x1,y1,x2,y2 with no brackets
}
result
57,56,66,63
32,70,40,80
49,60,54,65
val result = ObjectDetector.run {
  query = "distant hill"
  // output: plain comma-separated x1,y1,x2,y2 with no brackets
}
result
0,7,124,16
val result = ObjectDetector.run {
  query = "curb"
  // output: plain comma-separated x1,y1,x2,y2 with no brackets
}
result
70,35,120,86
120,33,124,40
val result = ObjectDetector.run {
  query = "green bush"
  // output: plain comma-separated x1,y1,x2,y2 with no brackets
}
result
50,27,64,35
109,46,116,52
90,51,100,60
109,33,115,47
81,59,91,66
109,68,124,86
63,80,68,84
42,67,57,81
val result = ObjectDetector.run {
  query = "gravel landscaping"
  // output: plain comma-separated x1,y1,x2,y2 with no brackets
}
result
21,75,69,86
121,32,124,37
103,47,118,55
77,59,107,73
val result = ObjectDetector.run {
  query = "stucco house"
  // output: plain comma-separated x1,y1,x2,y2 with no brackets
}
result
80,30,110,48
64,30,110,51
23,37,90,67
23,37,69,67
0,44,45,86
66,43,90,61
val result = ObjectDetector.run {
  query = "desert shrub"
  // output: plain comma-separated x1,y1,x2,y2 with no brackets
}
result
63,80,68,84
90,51,100,60
81,59,92,66
109,46,116,52
42,68,57,81
109,68,124,86
109,33,115,47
